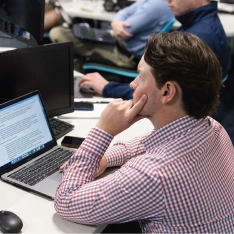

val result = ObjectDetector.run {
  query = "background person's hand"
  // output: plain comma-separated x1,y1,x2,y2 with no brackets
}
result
96,94,147,136
111,20,133,41
78,72,109,95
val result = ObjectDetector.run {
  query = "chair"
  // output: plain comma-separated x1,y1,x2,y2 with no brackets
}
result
82,18,176,80
222,74,228,83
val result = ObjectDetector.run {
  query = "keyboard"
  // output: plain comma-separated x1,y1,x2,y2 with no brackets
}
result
9,148,74,186
73,24,115,44
49,118,74,140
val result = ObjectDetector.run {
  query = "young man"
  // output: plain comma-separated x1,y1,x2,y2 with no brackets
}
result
79,0,232,100
49,0,173,71
54,32,234,233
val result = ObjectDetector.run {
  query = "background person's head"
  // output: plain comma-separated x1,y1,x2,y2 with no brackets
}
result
166,0,210,16
144,31,222,119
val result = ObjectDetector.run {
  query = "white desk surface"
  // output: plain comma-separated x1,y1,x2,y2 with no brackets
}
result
60,0,234,37
60,0,115,22
0,117,153,233
218,13,234,37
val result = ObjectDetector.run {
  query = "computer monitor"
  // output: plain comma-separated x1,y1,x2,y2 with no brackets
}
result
0,42,74,117
0,0,45,47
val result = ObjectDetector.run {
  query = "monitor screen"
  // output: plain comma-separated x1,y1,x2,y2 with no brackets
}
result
0,41,74,117
0,0,45,47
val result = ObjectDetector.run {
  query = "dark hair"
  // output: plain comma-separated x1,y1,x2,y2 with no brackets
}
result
144,32,222,119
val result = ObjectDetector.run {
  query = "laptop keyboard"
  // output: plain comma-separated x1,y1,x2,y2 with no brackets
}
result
8,148,74,186
49,118,74,140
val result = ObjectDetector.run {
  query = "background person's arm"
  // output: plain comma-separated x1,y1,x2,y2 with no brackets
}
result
119,0,173,35
111,20,133,41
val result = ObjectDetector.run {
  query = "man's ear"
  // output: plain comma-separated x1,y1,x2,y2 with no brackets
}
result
161,81,178,104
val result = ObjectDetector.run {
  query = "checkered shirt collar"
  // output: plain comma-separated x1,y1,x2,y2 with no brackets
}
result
142,115,205,150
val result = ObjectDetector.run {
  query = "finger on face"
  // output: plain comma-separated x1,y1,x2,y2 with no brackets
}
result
131,94,147,114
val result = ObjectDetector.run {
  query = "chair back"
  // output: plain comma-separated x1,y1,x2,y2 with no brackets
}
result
160,18,176,33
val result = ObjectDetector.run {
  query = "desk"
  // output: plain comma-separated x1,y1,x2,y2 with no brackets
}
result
60,0,115,22
0,117,153,233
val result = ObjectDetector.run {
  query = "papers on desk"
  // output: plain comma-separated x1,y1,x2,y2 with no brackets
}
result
60,98,114,119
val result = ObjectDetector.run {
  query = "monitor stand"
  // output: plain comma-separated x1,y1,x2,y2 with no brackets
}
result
0,29,38,48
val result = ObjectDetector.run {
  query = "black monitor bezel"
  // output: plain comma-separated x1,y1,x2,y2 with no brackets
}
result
0,41,74,118
0,0,45,46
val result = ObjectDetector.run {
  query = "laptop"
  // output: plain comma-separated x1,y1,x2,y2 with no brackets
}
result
0,91,76,200
73,23,115,44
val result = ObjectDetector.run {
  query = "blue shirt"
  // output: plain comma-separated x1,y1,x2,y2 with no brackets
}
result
104,2,232,100
112,0,174,59
176,1,231,79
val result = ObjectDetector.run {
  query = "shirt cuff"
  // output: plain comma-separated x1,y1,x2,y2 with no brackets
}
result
104,144,126,167
81,127,114,158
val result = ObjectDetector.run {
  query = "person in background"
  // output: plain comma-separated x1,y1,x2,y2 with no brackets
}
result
44,0,62,32
49,0,174,71
54,31,234,233
79,0,231,100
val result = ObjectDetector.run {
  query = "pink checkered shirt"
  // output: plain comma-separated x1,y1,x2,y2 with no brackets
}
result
54,116,234,233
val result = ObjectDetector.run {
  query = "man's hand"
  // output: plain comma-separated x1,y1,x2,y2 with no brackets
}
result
78,72,109,95
95,156,107,177
59,160,68,171
96,94,147,136
111,20,133,41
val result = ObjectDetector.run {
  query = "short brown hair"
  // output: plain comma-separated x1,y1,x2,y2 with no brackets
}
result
144,32,222,119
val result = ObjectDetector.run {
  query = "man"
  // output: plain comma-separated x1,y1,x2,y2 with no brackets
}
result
44,0,62,33
79,0,232,100
54,32,234,233
49,0,173,71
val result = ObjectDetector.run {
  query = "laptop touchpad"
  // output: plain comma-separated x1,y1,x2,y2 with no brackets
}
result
49,171,62,182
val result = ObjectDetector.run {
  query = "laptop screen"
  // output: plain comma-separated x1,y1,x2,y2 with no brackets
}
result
0,92,55,173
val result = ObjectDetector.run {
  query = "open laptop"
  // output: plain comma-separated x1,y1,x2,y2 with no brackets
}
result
0,91,76,200
73,23,115,44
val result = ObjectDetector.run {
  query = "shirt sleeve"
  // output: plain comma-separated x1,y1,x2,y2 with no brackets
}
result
103,82,133,100
113,0,171,35
104,132,150,167
54,128,165,225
